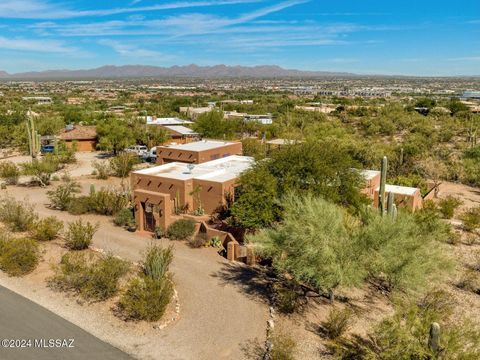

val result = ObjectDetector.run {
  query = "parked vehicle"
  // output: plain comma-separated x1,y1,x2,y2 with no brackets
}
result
41,145,55,154
143,147,157,163
124,145,148,157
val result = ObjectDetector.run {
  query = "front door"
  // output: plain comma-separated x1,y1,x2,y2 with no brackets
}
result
143,202,156,232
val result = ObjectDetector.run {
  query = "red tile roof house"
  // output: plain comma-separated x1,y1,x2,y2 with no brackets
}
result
58,125,97,152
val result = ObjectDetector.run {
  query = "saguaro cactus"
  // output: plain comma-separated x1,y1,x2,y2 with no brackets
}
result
428,322,441,354
386,192,398,220
26,112,40,158
379,156,388,215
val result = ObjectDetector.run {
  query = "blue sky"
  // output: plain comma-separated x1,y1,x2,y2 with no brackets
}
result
0,0,478,75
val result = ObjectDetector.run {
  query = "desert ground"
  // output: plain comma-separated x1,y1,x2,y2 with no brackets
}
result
0,153,268,360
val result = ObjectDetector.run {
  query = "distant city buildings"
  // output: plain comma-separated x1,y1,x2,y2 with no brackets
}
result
22,96,52,105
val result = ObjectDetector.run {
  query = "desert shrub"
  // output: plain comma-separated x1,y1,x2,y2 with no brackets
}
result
51,252,129,301
460,206,480,232
274,281,303,314
205,235,222,248
87,187,130,215
167,219,196,240
456,269,480,294
114,208,134,227
321,308,352,340
142,245,173,281
47,179,81,210
21,156,59,186
270,331,296,360
464,234,478,246
118,276,173,321
437,196,462,219
66,195,91,215
0,237,39,276
359,212,453,294
0,196,38,232
153,226,165,239
413,200,452,243
92,161,111,180
118,245,174,321
335,291,480,359
30,216,63,241
109,153,139,178
64,219,98,250
248,194,366,300
55,141,77,164
0,161,20,185
188,233,208,248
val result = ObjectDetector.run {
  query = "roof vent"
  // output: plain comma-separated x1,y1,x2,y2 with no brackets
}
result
186,164,195,174
65,124,74,131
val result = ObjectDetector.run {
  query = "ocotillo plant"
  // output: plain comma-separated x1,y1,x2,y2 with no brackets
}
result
379,156,388,215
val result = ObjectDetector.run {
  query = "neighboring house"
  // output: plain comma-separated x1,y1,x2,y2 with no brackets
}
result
145,116,193,126
22,96,52,105
163,125,199,143
294,105,337,113
360,170,424,211
179,106,214,120
131,155,254,232
58,125,97,152
156,140,243,165
244,114,273,125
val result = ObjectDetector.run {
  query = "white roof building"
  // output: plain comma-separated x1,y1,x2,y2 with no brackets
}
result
133,155,254,183
163,125,198,136
161,140,237,152
146,116,193,125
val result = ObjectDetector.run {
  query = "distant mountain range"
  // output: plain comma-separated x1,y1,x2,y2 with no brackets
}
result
0,64,356,79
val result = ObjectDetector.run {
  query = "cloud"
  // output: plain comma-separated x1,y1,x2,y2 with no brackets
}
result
0,0,262,19
98,39,174,59
31,0,313,37
448,56,480,61
0,36,76,53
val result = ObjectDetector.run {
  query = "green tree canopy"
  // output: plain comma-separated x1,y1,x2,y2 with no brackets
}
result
192,110,238,139
248,194,365,295
96,118,134,155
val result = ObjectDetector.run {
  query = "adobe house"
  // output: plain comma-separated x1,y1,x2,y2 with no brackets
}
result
58,125,97,152
373,184,423,211
156,140,242,165
360,170,423,211
131,155,254,233
163,125,199,143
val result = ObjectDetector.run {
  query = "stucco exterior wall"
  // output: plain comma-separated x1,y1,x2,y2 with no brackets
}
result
373,188,423,212
156,142,243,165
65,139,96,152
361,173,381,199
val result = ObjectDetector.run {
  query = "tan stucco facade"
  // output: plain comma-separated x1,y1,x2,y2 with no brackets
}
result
156,141,242,165
131,155,253,233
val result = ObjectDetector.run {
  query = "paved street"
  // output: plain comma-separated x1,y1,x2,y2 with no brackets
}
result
0,286,133,360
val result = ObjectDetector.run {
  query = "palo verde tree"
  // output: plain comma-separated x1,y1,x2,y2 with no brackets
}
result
231,164,278,229
96,118,134,155
248,193,365,301
192,110,238,139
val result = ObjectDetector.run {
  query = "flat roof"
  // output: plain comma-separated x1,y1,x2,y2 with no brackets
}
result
361,169,381,180
376,184,419,196
133,155,254,183
146,116,193,125
159,140,238,152
164,125,198,136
